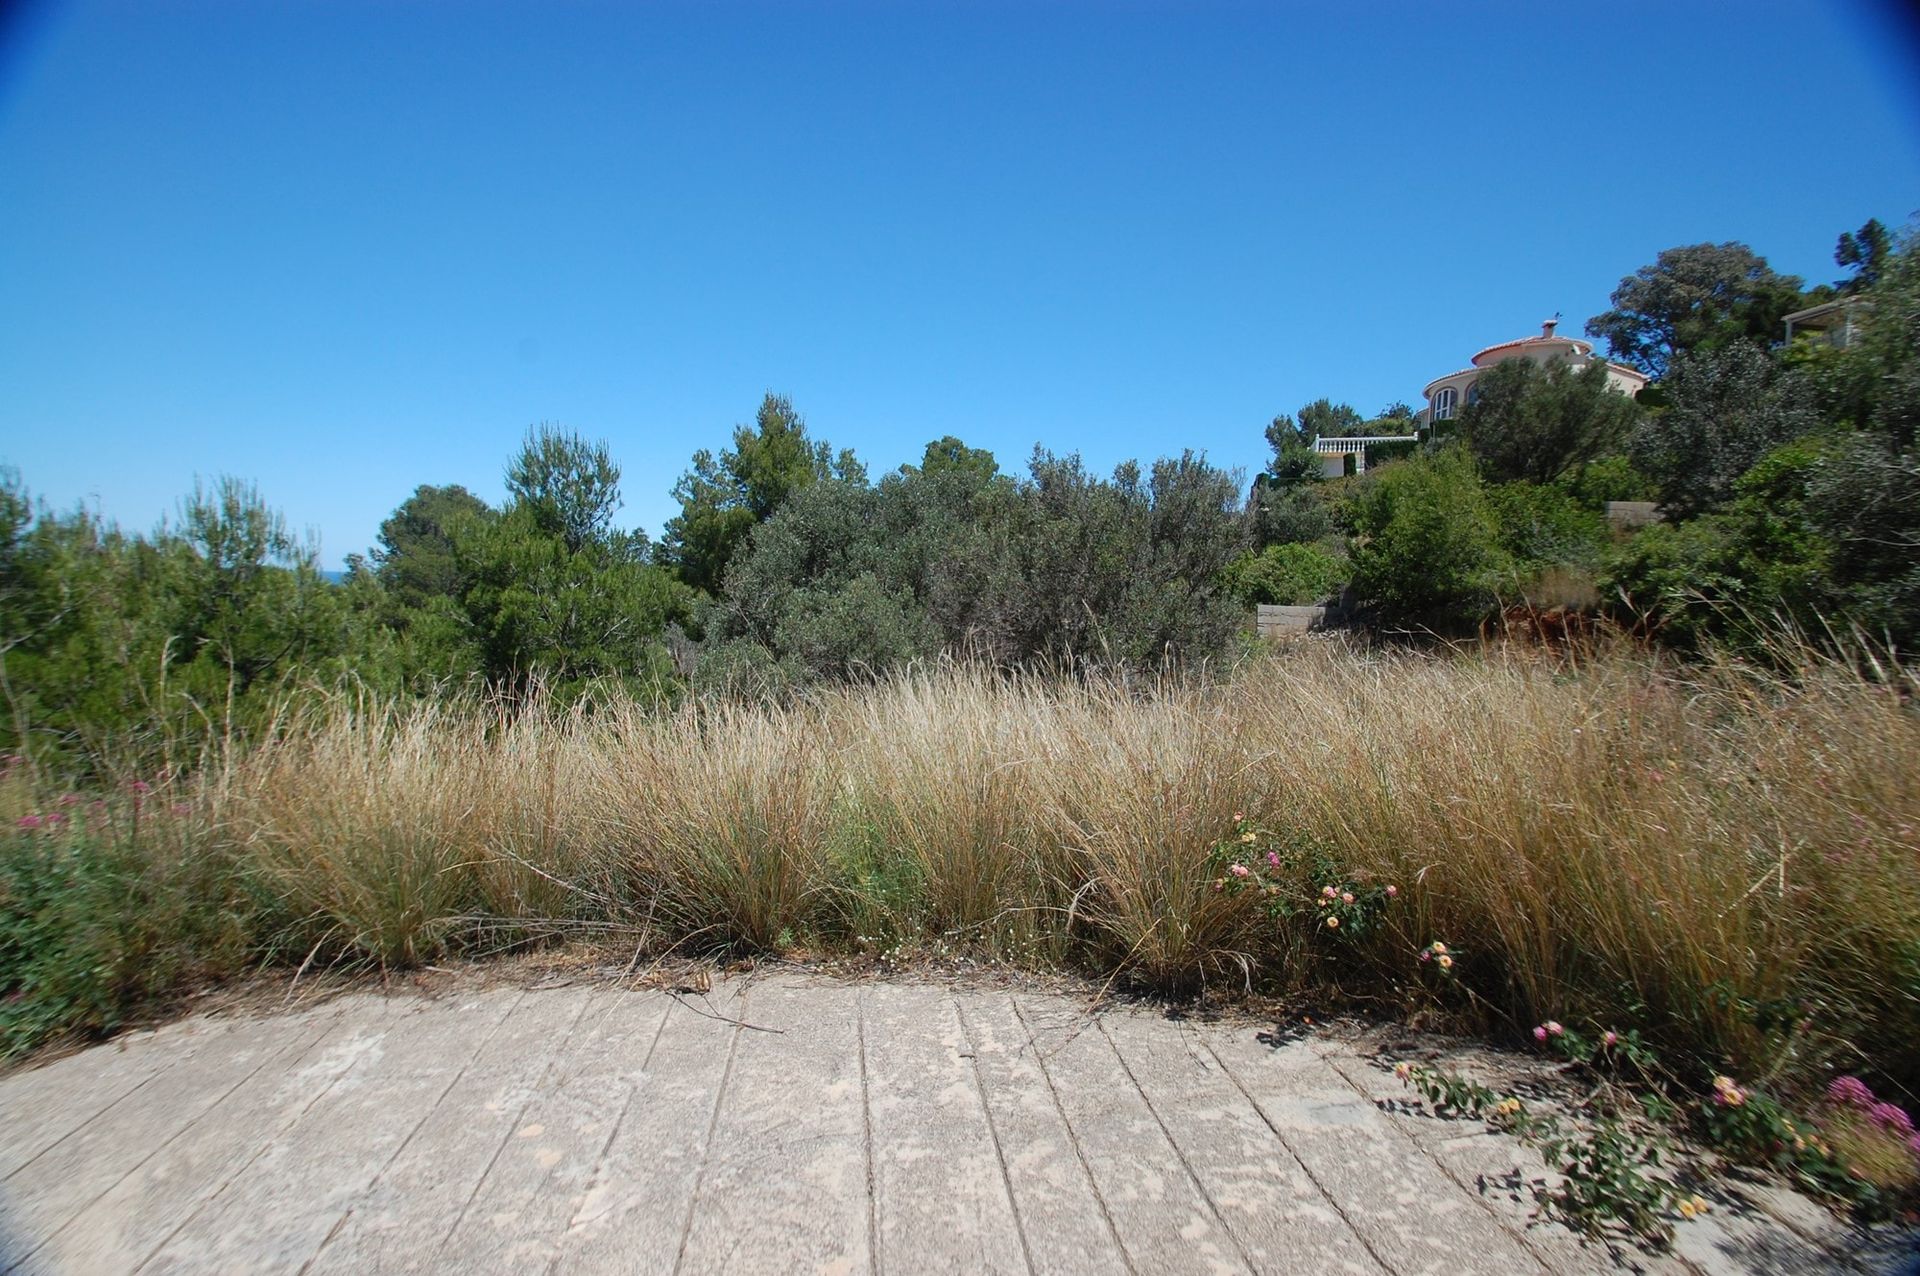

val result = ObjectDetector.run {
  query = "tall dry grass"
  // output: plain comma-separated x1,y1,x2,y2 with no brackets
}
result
205,638,1920,1088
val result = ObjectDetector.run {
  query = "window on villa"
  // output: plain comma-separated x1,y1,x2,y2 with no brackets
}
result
1434,387,1458,421
1465,383,1480,407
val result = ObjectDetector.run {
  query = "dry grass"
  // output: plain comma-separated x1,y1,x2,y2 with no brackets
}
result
197,636,1920,1088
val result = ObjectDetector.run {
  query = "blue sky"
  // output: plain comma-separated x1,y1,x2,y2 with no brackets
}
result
3,1,1918,569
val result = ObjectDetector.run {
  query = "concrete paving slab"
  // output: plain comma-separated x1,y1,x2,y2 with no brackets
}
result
0,998,367,1269
951,991,1134,1274
288,988,553,1274
1096,1009,1384,1274
674,976,871,1276
1204,1026,1550,1276
151,986,594,1275
0,1024,218,1181
1011,995,1250,1275
859,982,1025,1275
548,991,740,1275
1315,1048,1657,1274
5,1003,357,1275
0,974,1906,1276
423,988,666,1271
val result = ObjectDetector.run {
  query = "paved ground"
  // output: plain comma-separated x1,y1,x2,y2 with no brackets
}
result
0,970,1911,1275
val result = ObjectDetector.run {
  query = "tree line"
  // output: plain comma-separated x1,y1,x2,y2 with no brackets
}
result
3,216,1915,767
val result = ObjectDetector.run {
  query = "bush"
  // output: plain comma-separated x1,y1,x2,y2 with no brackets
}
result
1250,481,1336,546
1,790,261,1057
1487,482,1608,570
1222,542,1346,606
1629,341,1819,517
1601,436,1836,649
1347,449,1509,622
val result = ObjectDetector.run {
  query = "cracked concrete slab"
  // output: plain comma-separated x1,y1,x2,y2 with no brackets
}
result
0,971,1909,1275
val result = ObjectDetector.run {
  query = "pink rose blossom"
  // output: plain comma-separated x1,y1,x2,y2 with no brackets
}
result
130,780,152,795
1603,1031,1618,1047
1266,851,1280,868
1229,864,1250,878
1533,1026,1548,1042
1546,1021,1564,1036
1385,885,1398,898
16,814,42,830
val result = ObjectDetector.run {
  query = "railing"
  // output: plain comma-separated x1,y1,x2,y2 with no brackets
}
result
1310,435,1418,454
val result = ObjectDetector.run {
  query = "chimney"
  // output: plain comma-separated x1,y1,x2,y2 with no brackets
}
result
1542,317,1559,338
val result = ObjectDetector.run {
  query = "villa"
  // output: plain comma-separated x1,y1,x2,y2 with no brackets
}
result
1419,317,1647,425
1309,318,1649,478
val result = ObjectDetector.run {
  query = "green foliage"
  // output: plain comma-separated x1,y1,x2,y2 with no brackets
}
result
451,505,685,694
1630,341,1819,517
1562,454,1656,505
1347,449,1508,622
1457,358,1642,485
910,436,1001,486
1221,542,1345,606
0,473,356,769
1249,480,1338,547
1802,433,1920,647
505,425,626,555
1,798,263,1057
1585,242,1809,379
373,483,493,612
1601,437,1836,648
771,572,937,681
1398,1061,1684,1245
1835,217,1891,292
1292,398,1366,439
658,394,863,595
1260,414,1326,485
707,447,1249,679
1486,482,1607,569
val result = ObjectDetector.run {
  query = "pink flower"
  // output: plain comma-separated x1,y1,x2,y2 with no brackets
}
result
1229,864,1250,878
1340,891,1354,905
1321,885,1337,899
1546,1021,1564,1037
1828,1076,1875,1108
44,812,65,827
57,793,80,808
1385,885,1398,898
1603,1031,1618,1047
129,780,152,795
1418,948,1432,962
1266,851,1280,868
1868,1103,1915,1135
15,814,42,830
1533,1026,1548,1042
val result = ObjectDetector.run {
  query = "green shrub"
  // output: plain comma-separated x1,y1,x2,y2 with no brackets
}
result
1487,482,1608,569
1222,542,1346,606
0,798,260,1057
1347,449,1509,622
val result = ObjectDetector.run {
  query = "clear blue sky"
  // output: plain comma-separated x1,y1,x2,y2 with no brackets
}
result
3,1,1917,569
